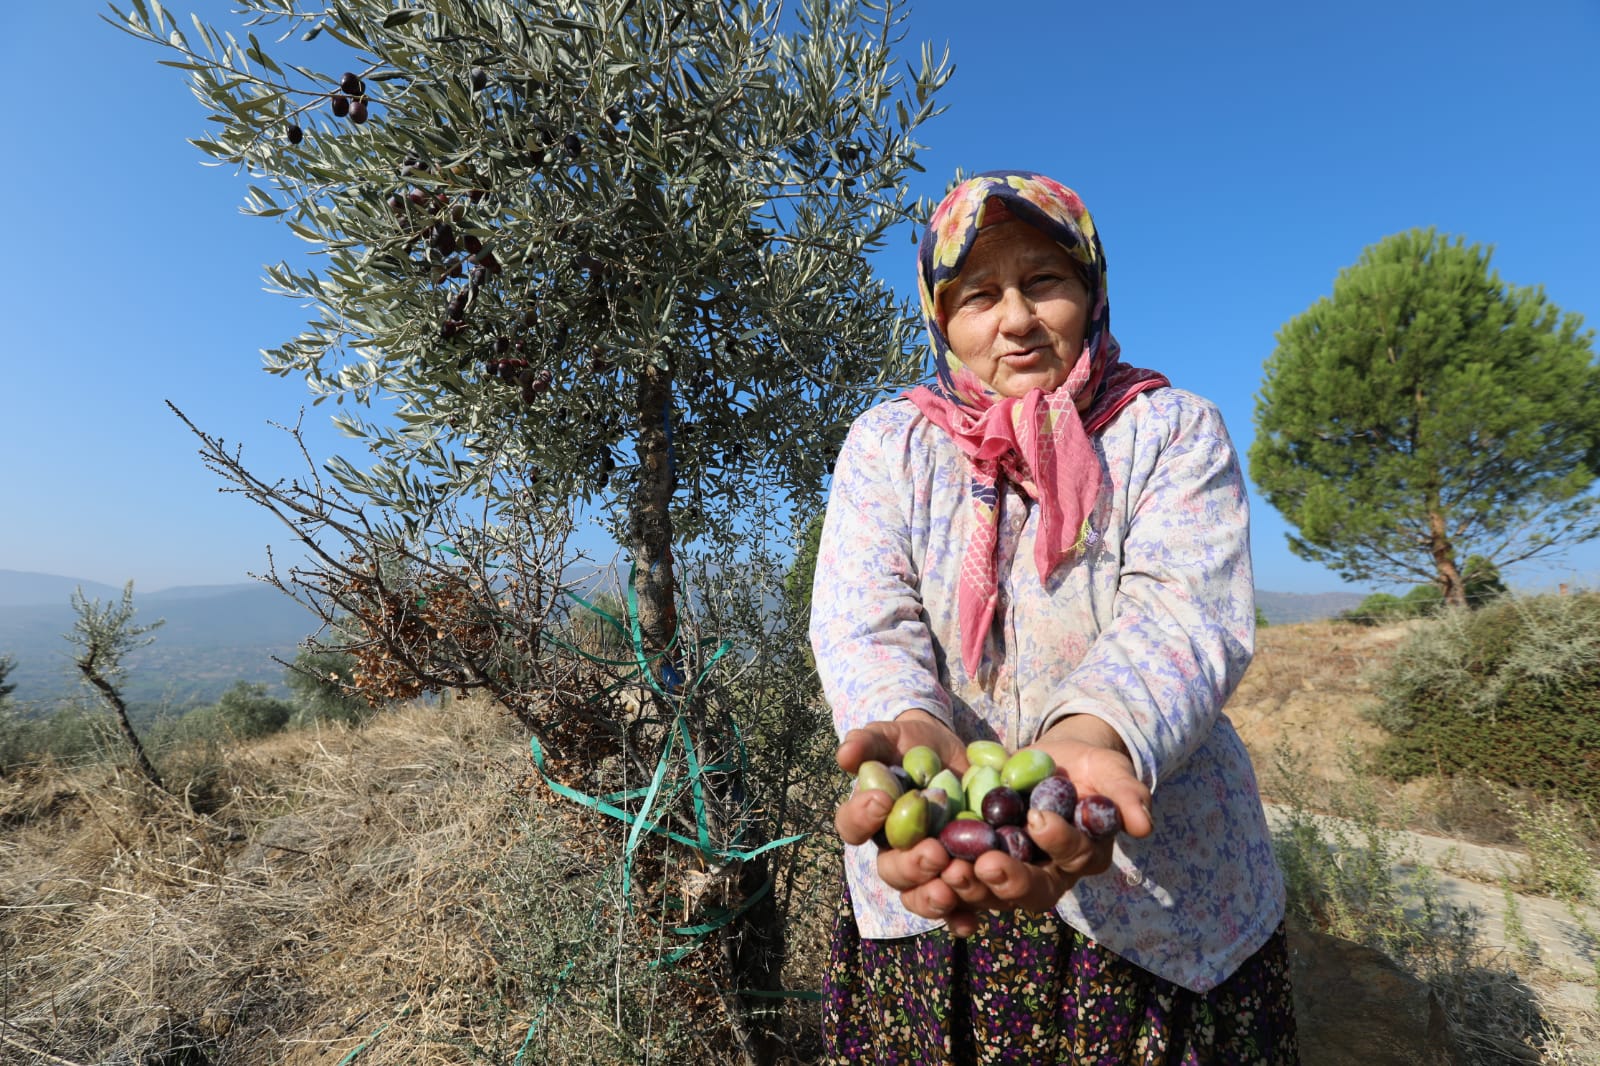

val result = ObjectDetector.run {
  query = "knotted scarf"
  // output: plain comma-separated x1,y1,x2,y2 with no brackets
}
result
906,172,1169,675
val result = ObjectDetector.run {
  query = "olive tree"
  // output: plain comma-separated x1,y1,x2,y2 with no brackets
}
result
1252,229,1600,605
114,0,948,1056
68,584,167,793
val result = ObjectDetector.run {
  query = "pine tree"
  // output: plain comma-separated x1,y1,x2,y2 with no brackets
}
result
1251,229,1600,605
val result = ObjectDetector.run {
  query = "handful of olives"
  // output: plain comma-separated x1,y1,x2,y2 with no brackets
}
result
854,740,1123,863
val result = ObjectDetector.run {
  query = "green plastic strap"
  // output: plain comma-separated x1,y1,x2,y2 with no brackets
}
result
673,980,824,1001
527,734,807,863
677,716,713,853
651,881,771,968
667,879,771,937
336,1004,410,1065
621,726,677,901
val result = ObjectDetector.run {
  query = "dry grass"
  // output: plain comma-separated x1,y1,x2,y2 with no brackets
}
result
1,690,842,1066
1,697,535,1064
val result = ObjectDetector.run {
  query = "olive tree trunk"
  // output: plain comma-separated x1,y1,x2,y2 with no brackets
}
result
627,364,786,1066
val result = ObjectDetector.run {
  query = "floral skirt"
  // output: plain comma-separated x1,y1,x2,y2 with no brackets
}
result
822,876,1300,1065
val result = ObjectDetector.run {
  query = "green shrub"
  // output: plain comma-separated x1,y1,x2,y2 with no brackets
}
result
1461,554,1508,608
212,681,294,739
1400,583,1443,613
0,700,115,771
1341,585,1443,625
284,647,372,728
1366,592,1600,804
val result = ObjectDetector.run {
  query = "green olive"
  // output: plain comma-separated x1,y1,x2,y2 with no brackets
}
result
901,745,942,788
965,740,1009,771
927,768,965,815
963,765,1001,813
1001,749,1056,793
883,789,929,850
855,759,903,800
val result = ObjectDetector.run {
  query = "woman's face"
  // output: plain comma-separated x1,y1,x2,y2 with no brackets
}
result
938,221,1091,399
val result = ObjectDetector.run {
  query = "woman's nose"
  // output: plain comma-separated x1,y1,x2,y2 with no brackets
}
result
997,287,1035,333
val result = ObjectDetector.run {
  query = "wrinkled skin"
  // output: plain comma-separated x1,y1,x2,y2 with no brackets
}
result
834,709,1153,937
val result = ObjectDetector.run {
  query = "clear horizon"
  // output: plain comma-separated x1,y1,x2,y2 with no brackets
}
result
3,0,1597,595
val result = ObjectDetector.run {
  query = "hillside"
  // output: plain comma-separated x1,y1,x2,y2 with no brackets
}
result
1254,588,1366,625
0,575,318,713
1,619,1595,1064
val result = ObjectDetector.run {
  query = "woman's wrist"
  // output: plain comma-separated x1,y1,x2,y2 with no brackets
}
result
895,706,951,730
1040,712,1127,757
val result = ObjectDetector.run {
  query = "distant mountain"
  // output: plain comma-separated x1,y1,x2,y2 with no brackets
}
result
1255,589,1366,625
0,573,315,715
144,583,263,602
0,570,125,608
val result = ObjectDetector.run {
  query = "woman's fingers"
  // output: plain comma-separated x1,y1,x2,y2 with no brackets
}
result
877,836,951,891
835,727,897,776
834,787,893,846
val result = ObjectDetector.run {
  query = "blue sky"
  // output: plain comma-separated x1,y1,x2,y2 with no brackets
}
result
3,0,1598,595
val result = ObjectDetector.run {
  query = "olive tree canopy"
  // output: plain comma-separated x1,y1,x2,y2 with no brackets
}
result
1251,228,1600,605
114,0,949,653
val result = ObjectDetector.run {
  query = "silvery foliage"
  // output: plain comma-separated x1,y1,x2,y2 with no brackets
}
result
115,0,950,553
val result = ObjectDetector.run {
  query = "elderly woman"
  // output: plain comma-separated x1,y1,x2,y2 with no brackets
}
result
811,172,1298,1063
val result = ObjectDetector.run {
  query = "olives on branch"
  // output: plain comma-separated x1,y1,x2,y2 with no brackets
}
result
433,223,457,255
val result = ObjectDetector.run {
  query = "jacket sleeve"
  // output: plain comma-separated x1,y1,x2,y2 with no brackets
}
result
1036,397,1256,791
809,410,953,738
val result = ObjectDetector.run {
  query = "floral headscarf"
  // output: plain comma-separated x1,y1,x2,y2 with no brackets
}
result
907,171,1169,675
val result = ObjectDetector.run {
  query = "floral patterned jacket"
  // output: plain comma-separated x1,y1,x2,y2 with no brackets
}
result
810,387,1285,994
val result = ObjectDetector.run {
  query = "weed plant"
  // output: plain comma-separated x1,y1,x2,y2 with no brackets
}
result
1367,592,1600,804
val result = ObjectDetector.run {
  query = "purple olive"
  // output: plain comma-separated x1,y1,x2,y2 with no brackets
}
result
996,824,1044,863
889,765,914,792
1075,795,1122,839
922,788,951,835
939,818,1000,862
981,786,1025,828
1029,775,1078,820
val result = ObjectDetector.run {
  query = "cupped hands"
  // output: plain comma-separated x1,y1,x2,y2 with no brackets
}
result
834,709,1153,937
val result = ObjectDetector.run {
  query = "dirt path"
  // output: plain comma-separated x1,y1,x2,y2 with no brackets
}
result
1264,804,1598,1013
1226,620,1598,1031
